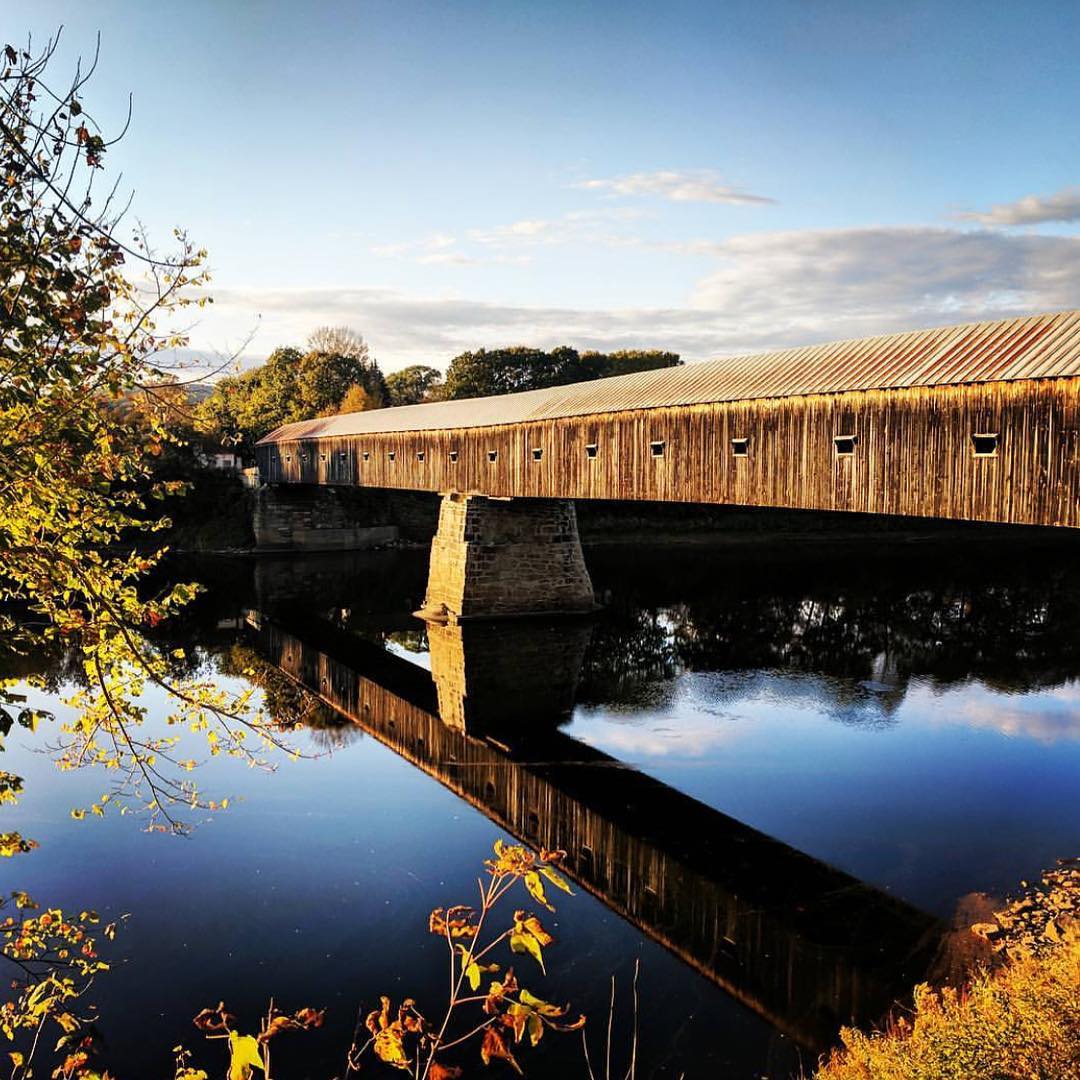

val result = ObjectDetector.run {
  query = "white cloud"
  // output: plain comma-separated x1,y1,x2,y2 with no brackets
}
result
914,681,1080,745
467,207,647,248
691,226,1080,339
574,169,775,206
200,225,1080,370
371,232,529,267
957,187,1080,226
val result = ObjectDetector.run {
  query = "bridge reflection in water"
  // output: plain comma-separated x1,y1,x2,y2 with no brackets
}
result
243,606,940,1052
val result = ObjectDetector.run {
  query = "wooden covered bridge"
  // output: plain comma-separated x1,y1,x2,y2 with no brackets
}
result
255,310,1080,618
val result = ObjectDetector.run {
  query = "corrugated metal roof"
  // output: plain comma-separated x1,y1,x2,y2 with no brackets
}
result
258,309,1080,443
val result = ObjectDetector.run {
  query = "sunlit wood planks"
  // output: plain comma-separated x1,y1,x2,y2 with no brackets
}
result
255,376,1080,528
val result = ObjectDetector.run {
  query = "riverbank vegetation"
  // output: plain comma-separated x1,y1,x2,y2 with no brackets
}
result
813,863,1080,1080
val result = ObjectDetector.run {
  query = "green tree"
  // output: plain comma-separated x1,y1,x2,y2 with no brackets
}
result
386,364,443,406
581,348,682,378
442,346,587,399
442,345,681,400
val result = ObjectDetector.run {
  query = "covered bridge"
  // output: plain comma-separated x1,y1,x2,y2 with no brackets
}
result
255,311,1080,619
258,310,1080,528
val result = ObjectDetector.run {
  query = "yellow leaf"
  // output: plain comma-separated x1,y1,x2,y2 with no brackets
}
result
373,1027,410,1069
539,864,573,895
510,930,545,973
227,1033,264,1080
524,871,553,912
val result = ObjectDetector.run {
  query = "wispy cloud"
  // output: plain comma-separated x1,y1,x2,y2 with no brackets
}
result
468,207,646,248
371,233,529,266
574,169,775,206
956,186,1080,226
201,225,1080,369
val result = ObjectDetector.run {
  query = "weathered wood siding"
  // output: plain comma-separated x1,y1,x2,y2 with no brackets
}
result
255,377,1080,527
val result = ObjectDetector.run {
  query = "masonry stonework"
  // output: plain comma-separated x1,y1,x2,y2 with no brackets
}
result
419,494,596,620
253,484,399,551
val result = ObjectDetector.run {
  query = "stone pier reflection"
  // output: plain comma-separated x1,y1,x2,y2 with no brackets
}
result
243,608,940,1051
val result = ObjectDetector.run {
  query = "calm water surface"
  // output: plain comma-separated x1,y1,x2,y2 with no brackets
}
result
5,538,1080,1078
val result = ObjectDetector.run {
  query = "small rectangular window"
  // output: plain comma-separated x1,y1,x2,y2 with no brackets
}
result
487,450,498,463
300,453,308,463
388,451,396,462
585,443,598,459
362,450,370,461
285,455,292,463
338,451,347,461
834,435,858,456
531,447,543,462
416,450,425,462
731,437,749,457
650,440,665,457
319,453,327,462
972,432,999,457
448,450,459,463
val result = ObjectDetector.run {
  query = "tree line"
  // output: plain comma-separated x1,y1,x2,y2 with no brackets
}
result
197,334,682,455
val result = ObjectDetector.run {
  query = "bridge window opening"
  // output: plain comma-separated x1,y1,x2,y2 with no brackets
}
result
650,440,665,457
487,449,498,463
585,443,598,459
388,451,396,462
362,451,370,461
448,450,459,463
578,845,594,875
285,455,292,463
731,437,749,457
300,453,308,463
531,447,543,462
416,450,425,462
338,451,347,461
834,434,858,456
319,453,326,462
526,811,540,838
972,432,1000,457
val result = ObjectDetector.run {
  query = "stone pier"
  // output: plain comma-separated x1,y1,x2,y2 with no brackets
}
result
417,494,596,621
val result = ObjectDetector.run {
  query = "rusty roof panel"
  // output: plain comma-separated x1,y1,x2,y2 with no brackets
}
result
258,310,1080,443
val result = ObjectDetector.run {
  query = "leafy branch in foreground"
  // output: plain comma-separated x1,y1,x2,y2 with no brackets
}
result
0,28,302,1077
181,842,585,1080
0,27,296,836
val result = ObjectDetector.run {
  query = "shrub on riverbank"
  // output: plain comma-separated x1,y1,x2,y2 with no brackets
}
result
814,921,1079,1079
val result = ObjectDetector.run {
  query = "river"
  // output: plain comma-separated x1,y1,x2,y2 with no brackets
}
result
5,536,1080,1078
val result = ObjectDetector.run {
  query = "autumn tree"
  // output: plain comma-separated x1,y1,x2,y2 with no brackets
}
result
334,383,380,414
0,33,294,1070
200,329,387,450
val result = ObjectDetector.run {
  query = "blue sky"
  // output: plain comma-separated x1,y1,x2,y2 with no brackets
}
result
18,1,1080,370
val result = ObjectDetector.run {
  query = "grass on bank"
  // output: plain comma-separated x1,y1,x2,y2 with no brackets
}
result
813,932,1080,1080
